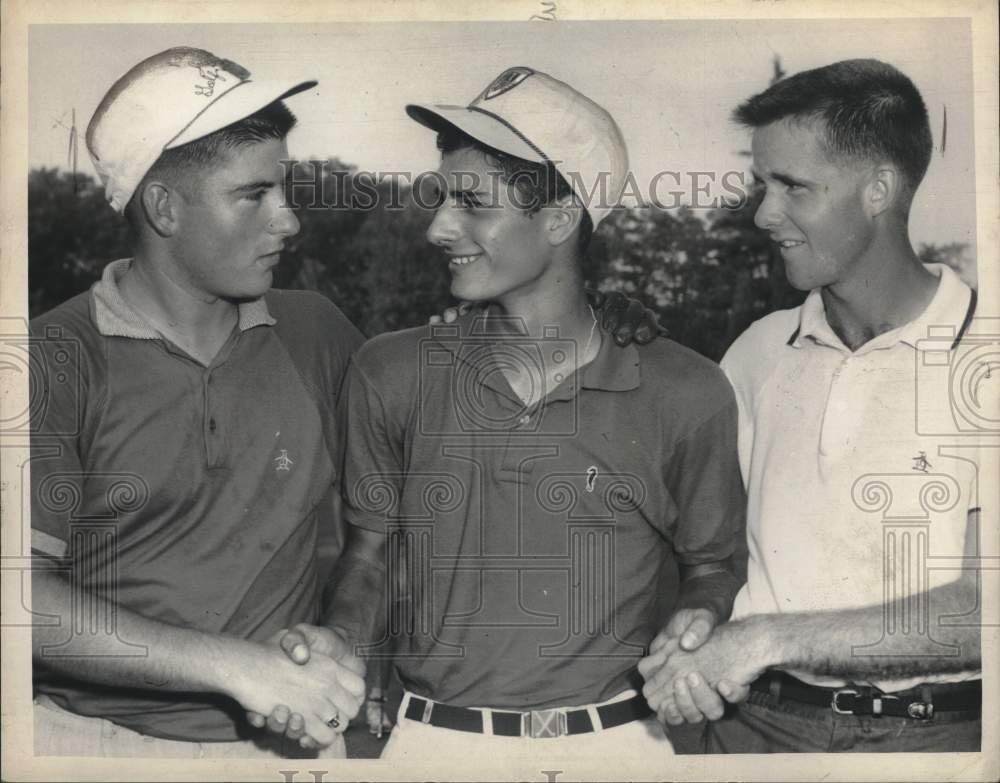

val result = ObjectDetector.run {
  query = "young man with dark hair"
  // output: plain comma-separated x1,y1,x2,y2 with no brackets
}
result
639,58,987,753
271,67,746,764
29,46,370,758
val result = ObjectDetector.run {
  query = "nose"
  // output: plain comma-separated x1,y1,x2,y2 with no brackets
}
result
753,188,783,231
268,197,300,238
426,202,461,247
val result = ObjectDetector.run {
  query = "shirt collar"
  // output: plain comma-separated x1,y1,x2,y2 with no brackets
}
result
579,326,641,392
90,258,276,339
789,264,974,353
429,306,641,399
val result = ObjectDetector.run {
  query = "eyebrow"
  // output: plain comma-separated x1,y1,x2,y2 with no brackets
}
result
231,180,277,194
448,188,491,198
750,168,809,188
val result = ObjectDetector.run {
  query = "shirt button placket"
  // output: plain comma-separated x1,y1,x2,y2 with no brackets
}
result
205,371,218,466
820,354,853,456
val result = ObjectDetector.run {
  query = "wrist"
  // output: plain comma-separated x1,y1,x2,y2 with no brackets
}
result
676,573,739,622
211,637,266,702
328,623,359,655
742,614,785,671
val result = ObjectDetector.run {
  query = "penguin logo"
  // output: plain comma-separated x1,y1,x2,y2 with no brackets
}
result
585,466,598,493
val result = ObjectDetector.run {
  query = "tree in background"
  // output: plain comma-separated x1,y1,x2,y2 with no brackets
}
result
27,89,977,361
28,168,130,316
918,242,976,289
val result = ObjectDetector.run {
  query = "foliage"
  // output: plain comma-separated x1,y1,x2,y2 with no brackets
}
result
26,163,972,361
28,168,131,315
917,241,976,289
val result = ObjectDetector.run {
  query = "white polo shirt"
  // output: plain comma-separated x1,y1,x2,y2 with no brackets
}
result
723,264,993,691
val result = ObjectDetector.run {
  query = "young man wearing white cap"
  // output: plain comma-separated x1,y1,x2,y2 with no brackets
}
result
271,67,746,763
29,46,368,758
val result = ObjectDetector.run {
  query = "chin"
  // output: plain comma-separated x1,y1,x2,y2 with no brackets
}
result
783,261,824,292
230,276,272,301
450,280,490,303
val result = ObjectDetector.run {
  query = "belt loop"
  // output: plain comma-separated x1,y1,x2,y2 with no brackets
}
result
768,672,782,701
482,707,494,736
421,699,433,724
586,703,602,731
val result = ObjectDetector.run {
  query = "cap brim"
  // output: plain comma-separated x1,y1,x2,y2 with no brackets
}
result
165,78,318,149
406,103,546,164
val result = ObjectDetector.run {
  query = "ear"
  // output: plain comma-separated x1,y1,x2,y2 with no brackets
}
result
543,195,584,248
138,180,180,237
865,164,900,219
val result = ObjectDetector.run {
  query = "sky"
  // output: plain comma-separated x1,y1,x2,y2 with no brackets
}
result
28,18,977,250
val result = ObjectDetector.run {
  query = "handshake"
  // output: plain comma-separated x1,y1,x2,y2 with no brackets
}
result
229,624,367,750
638,608,767,725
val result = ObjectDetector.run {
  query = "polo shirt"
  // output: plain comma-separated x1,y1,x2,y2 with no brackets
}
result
723,264,992,691
341,309,746,710
30,259,363,741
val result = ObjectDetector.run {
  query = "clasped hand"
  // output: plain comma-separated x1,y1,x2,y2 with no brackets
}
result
638,608,759,726
244,624,366,749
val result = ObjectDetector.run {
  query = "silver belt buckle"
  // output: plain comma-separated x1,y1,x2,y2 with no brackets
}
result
831,688,859,715
524,708,568,738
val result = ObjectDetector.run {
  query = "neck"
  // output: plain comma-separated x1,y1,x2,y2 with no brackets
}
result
488,266,599,407
820,228,937,351
491,254,594,340
124,244,238,338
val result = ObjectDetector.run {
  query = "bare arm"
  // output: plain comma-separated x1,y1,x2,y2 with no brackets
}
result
758,571,981,680
650,558,744,655
642,511,982,723
321,525,387,651
33,566,363,747
33,566,236,692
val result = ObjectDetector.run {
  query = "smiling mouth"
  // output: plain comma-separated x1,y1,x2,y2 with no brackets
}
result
775,239,806,250
449,254,482,268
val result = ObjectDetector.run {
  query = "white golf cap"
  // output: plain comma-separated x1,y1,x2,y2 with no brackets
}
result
86,46,317,212
406,66,629,226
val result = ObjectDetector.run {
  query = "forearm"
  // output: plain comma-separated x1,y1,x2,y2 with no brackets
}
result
32,568,246,697
321,528,386,650
758,576,982,680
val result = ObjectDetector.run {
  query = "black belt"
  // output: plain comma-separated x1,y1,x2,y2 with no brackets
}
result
750,672,981,720
403,693,652,738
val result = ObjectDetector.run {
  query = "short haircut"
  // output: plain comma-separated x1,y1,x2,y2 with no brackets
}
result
126,100,296,222
733,59,933,191
435,124,594,254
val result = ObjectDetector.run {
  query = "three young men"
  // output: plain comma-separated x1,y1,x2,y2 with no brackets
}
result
639,59,987,753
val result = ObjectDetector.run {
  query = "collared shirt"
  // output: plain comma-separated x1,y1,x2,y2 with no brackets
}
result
30,259,363,741
342,309,746,710
723,264,991,691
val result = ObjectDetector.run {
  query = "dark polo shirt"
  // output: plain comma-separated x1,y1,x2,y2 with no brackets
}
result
341,310,746,710
30,259,363,741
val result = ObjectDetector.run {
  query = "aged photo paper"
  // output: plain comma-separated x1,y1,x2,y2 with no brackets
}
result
2,0,997,781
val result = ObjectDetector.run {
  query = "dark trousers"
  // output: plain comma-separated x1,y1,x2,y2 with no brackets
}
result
667,689,981,753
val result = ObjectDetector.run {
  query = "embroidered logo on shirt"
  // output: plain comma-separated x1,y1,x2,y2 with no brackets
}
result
911,451,932,473
585,466,599,493
274,449,294,472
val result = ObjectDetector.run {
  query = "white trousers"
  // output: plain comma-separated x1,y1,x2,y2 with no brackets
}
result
33,695,346,759
381,690,674,772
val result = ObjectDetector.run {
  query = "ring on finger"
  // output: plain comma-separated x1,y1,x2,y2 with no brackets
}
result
325,713,341,729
